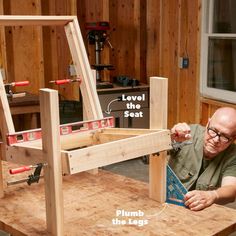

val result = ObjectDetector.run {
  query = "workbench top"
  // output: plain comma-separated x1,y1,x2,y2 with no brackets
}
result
1,162,236,236
8,92,39,107
97,83,149,94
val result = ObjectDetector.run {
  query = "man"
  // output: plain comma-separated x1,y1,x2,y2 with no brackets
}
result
169,107,236,211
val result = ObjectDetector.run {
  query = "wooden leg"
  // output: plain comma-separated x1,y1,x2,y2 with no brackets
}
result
149,77,168,203
149,153,167,202
83,69,98,174
0,72,15,198
64,20,103,120
40,88,64,235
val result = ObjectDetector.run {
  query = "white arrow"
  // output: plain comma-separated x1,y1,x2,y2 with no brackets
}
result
104,98,120,114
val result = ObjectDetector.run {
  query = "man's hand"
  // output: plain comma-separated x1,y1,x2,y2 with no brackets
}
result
184,190,218,211
171,122,191,142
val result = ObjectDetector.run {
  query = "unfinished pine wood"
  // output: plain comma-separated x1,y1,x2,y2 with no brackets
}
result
83,69,99,175
1,164,236,236
149,77,168,203
40,88,64,236
97,128,161,143
0,15,76,26
5,127,171,177
64,129,170,174
6,145,43,166
149,78,167,128
0,72,15,197
65,20,103,120
5,131,95,167
0,72,15,146
101,128,161,135
67,19,101,172
82,69,96,121
72,19,103,119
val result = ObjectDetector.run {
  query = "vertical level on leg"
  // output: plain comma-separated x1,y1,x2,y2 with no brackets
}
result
40,88,64,235
149,77,168,203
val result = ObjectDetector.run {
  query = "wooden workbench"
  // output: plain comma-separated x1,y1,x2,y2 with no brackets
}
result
1,162,236,236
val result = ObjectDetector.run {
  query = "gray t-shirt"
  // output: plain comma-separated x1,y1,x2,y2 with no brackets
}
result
168,124,236,190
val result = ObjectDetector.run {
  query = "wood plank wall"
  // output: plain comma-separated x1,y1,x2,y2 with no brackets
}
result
108,0,147,83
41,0,78,100
146,0,201,127
2,0,44,94
0,0,233,128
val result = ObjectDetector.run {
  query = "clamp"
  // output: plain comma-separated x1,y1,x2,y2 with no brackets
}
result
151,140,193,156
171,140,193,151
27,163,44,185
49,78,81,85
8,163,47,186
5,81,30,100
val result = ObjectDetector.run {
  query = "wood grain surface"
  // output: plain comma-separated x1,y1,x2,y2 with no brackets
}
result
1,161,236,236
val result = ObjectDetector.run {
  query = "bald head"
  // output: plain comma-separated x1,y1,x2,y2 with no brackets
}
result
210,107,236,136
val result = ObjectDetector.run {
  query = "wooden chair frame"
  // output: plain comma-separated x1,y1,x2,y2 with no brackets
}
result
0,16,169,235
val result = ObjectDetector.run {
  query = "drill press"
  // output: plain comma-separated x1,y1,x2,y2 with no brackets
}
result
85,21,114,88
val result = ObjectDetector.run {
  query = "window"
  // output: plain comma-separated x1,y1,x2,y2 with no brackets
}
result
200,0,236,103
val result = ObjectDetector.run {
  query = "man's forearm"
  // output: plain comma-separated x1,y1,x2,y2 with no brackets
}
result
215,185,236,204
184,186,236,211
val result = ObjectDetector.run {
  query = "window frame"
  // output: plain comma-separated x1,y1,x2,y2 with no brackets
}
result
200,0,236,103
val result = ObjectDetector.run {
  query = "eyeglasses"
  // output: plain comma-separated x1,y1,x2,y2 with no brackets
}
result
207,124,232,143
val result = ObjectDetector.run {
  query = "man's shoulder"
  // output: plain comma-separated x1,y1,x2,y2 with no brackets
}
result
227,142,236,154
221,143,236,166
189,124,204,130
189,124,205,137
222,143,236,177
